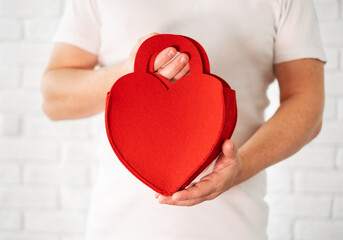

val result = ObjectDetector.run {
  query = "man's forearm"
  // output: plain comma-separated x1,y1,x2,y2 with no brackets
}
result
41,63,126,120
235,93,323,185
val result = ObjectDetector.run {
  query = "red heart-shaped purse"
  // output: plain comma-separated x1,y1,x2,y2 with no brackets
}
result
105,34,237,195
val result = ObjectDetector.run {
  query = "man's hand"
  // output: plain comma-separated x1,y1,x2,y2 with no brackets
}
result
155,139,241,206
124,33,190,84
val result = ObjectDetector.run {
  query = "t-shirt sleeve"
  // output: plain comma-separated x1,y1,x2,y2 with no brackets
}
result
52,0,101,55
274,0,327,64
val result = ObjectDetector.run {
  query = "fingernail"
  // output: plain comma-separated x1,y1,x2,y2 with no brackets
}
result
180,56,187,64
168,50,176,57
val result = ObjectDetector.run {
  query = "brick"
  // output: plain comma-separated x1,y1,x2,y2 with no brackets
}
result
338,148,343,169
25,211,86,233
0,19,21,41
276,147,335,169
314,122,343,144
295,171,343,192
267,195,331,217
0,67,21,88
0,186,57,208
333,197,343,217
60,187,91,209
266,169,292,192
24,165,88,185
267,216,292,239
0,139,59,162
0,211,21,230
0,164,20,183
24,42,52,65
61,141,98,163
0,233,59,240
0,114,21,136
325,73,343,96
24,116,93,138
295,220,343,239
61,236,84,240
313,0,340,21
338,98,343,120
0,43,20,66
0,42,52,67
0,91,42,113
320,22,343,47
24,19,60,41
0,0,62,17
323,98,336,121
324,49,340,71
22,67,44,90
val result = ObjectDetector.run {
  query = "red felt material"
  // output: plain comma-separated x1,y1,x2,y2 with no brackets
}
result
105,34,237,195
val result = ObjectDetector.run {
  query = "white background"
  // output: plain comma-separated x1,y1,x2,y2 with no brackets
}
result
0,0,342,239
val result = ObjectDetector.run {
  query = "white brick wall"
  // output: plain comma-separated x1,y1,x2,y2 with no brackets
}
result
294,221,343,240
266,1,343,239
0,186,57,208
0,1,95,239
0,211,21,230
0,0,342,240
24,211,86,233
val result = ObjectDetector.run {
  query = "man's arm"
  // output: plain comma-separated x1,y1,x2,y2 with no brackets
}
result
41,33,190,120
157,58,324,206
237,58,324,183
41,43,125,120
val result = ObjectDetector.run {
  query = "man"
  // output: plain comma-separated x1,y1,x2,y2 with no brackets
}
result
41,0,326,239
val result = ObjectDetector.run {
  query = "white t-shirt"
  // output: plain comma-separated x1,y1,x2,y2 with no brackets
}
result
53,0,326,239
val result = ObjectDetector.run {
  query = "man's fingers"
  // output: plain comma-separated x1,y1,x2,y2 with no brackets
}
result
156,53,189,80
157,173,223,206
161,197,206,207
171,176,217,201
153,47,177,71
158,180,217,206
170,64,190,84
134,33,190,82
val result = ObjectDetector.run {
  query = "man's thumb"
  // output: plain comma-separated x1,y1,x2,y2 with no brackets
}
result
222,139,236,159
213,139,237,171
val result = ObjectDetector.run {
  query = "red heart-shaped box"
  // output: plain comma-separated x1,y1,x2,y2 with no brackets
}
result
105,34,237,195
